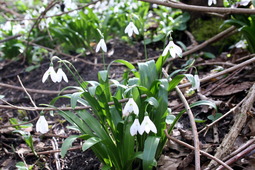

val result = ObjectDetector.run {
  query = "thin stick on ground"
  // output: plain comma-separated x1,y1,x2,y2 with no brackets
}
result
198,98,245,134
17,75,37,109
164,130,233,170
162,69,201,170
217,144,255,170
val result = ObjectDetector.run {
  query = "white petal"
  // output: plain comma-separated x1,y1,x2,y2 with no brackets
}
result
208,0,212,6
96,41,101,52
56,68,68,83
194,75,200,90
130,119,140,136
147,118,157,133
62,72,68,82
42,69,50,83
133,25,139,35
128,29,133,37
122,99,132,117
131,99,139,116
138,121,145,135
124,23,131,34
174,44,182,57
48,66,58,83
36,116,49,134
100,39,107,52
162,44,170,56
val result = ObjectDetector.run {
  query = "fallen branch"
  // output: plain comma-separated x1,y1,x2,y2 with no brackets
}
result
139,0,255,14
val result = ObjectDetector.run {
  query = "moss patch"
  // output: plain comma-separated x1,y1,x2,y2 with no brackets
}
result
190,17,241,52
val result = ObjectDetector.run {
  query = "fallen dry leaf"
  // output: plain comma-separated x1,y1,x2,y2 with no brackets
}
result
211,82,253,96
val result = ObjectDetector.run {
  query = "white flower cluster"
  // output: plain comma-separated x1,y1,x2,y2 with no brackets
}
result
123,98,157,136
42,57,68,83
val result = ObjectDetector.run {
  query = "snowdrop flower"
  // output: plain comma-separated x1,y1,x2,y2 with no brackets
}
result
162,41,182,58
122,98,139,117
125,22,139,37
130,118,141,136
208,0,217,6
235,40,247,49
139,115,157,135
56,68,68,83
36,116,49,134
42,64,58,83
96,39,107,52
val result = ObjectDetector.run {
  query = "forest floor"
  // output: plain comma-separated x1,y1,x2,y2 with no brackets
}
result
0,38,255,170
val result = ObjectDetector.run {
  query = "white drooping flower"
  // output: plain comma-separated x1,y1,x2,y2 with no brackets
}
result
122,98,139,117
208,0,217,6
96,39,107,52
56,68,68,83
124,22,139,37
42,65,58,83
130,118,141,136
162,41,182,58
36,115,49,134
139,115,157,135
235,40,247,49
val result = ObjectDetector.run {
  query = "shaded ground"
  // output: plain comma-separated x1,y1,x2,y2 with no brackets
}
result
1,39,255,169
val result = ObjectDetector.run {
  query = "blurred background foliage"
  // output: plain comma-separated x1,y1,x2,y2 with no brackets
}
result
0,0,254,64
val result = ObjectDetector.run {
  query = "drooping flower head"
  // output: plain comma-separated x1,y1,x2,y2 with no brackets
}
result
96,39,107,53
36,115,49,134
122,98,139,117
162,41,182,58
139,115,157,135
124,22,139,37
130,118,141,136
42,63,58,83
208,0,217,6
56,67,68,83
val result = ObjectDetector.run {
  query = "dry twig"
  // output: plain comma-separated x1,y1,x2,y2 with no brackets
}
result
162,69,201,170
164,130,233,170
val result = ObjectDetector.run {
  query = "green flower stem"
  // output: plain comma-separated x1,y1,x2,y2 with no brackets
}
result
102,52,106,70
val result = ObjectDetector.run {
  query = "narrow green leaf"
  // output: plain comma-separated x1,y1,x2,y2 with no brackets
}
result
61,135,79,158
111,59,139,77
82,137,101,151
145,97,159,108
70,92,83,109
168,74,185,92
143,136,160,170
